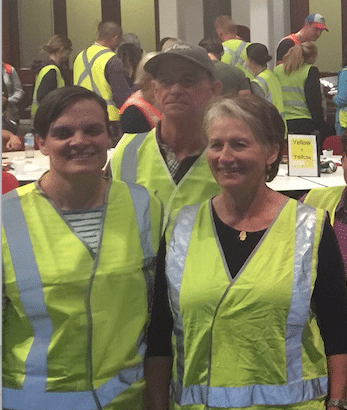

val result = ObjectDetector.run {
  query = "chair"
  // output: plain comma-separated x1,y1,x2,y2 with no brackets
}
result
2,171,19,194
322,135,342,155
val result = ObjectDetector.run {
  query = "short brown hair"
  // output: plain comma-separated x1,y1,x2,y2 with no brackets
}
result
33,86,111,140
97,21,122,41
42,34,72,54
203,94,286,182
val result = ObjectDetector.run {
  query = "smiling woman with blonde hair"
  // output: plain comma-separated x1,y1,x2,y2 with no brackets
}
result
146,94,347,410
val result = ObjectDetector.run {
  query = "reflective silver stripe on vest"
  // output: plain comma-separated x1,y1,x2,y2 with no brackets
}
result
2,185,154,409
127,181,157,307
121,132,149,183
166,204,201,402
166,202,328,407
2,190,54,396
256,76,272,103
282,86,305,95
77,49,115,107
224,42,247,67
283,100,307,108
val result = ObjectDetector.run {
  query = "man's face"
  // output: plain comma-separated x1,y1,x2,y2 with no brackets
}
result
153,57,221,121
303,23,323,42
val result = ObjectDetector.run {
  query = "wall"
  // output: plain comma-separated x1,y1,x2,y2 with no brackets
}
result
309,0,342,72
158,0,179,42
121,0,156,52
231,0,250,27
18,0,54,67
177,0,204,45
66,0,102,62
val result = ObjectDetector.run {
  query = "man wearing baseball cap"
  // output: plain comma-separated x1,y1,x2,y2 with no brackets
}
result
110,41,222,219
276,13,328,64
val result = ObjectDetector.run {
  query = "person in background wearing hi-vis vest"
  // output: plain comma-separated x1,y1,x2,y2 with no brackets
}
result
110,42,222,222
214,15,254,81
2,86,162,410
276,13,328,65
198,37,251,97
31,34,72,120
334,45,347,136
120,52,162,134
246,42,286,134
274,42,328,149
304,129,347,282
73,21,132,147
145,95,347,410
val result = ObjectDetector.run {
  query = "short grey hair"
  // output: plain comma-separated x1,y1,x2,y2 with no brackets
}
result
203,95,286,182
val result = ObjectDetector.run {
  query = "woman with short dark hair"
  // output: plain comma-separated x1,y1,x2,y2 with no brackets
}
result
3,86,162,409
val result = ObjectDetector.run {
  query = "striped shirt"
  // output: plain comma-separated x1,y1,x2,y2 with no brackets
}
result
63,206,104,256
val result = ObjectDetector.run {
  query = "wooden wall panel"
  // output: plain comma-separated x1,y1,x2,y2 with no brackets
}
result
203,0,232,39
290,0,309,33
101,0,121,24
342,0,347,59
154,0,160,50
53,0,68,36
2,0,21,68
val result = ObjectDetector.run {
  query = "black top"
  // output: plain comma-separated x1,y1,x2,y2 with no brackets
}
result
276,38,296,63
304,66,328,142
147,202,347,357
120,105,152,134
36,60,60,103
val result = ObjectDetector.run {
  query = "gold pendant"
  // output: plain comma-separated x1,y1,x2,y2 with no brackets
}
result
239,230,247,241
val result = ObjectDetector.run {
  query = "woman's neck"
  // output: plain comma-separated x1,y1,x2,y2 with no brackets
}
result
40,171,109,211
213,185,287,232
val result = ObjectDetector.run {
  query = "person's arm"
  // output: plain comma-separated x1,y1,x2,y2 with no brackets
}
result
313,218,347,405
105,56,132,109
36,69,58,103
334,69,347,108
2,129,22,151
327,354,347,408
276,39,295,65
145,239,173,410
7,67,24,103
250,82,266,99
145,357,172,410
304,66,328,141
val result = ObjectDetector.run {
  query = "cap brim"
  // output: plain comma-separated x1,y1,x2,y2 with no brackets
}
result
144,52,214,78
314,23,329,31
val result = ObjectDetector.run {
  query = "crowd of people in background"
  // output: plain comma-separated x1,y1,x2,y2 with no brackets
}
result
2,11,347,410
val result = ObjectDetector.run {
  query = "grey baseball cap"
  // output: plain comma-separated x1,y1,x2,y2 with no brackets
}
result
144,41,215,79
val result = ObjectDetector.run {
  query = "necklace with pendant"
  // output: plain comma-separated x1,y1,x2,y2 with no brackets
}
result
239,230,247,241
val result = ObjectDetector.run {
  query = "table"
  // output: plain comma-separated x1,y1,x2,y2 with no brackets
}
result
267,159,345,194
2,151,345,194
